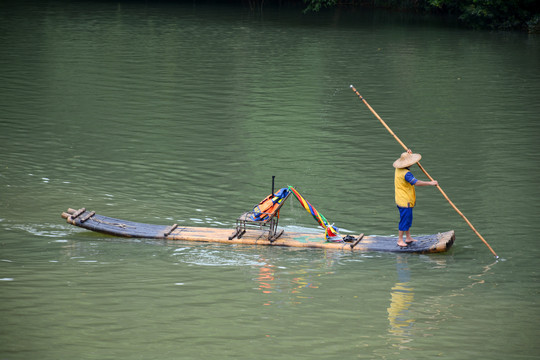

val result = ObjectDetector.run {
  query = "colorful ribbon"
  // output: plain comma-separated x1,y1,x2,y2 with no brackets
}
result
288,186,340,241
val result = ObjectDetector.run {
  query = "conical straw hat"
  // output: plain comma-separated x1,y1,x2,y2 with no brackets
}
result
393,152,421,168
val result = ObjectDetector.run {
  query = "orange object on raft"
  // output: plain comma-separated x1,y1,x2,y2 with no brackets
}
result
61,208,455,253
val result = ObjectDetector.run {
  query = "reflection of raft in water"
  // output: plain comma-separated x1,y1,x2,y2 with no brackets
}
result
61,208,455,253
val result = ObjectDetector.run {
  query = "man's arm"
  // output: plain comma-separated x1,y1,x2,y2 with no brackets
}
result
415,180,438,186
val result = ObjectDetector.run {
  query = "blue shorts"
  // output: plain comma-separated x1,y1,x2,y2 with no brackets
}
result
397,206,413,231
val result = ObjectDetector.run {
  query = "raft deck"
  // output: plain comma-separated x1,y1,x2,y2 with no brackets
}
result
61,208,455,253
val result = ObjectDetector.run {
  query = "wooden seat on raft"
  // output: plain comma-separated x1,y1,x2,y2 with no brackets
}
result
229,191,291,242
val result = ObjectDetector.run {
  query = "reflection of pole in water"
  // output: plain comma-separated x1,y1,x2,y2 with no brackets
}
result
387,255,415,343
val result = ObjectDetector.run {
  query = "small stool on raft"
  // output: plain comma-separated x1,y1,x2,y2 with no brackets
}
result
229,191,291,242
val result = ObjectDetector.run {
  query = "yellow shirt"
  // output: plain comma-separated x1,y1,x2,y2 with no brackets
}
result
395,168,416,208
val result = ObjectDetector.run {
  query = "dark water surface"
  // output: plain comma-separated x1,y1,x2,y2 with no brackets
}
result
1,1,539,359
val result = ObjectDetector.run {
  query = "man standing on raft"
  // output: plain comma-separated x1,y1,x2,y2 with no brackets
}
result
394,149,438,247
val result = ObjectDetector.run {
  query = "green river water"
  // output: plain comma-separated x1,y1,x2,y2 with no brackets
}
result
1,1,539,359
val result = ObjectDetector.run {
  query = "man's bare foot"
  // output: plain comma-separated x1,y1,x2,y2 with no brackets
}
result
405,238,417,244
397,241,408,247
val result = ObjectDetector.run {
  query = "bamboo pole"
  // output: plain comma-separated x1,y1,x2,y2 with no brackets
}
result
350,85,498,259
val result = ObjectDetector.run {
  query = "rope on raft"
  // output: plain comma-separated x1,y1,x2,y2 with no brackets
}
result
288,186,341,242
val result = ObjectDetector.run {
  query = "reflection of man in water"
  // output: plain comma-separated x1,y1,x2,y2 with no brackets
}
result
387,255,415,341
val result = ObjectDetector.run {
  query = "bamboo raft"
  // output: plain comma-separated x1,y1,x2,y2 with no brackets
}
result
61,208,455,253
